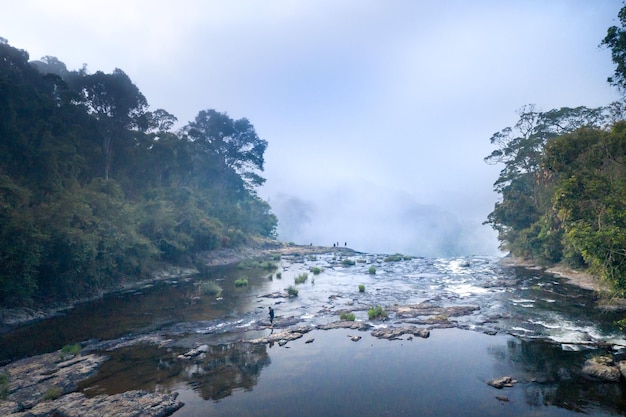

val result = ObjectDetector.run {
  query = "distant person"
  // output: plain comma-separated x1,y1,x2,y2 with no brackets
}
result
268,306,275,326
333,243,336,247
344,242,347,247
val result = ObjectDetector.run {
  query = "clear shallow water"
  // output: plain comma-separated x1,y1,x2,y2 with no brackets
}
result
3,252,626,415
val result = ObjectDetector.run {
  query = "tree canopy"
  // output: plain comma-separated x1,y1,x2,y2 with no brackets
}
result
482,5,626,293
0,41,277,306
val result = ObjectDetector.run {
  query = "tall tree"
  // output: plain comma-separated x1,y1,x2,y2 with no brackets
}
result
184,109,268,191
69,69,149,180
602,5,626,95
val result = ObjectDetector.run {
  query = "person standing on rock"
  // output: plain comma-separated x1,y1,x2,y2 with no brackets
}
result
268,306,275,327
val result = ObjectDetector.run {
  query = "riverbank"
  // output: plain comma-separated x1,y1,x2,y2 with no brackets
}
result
0,240,356,330
498,256,603,292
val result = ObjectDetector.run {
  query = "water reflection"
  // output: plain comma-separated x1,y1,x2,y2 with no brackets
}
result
490,337,626,415
80,341,270,402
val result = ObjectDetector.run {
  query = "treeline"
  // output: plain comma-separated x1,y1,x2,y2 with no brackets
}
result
485,7,626,294
0,39,277,306
485,105,626,291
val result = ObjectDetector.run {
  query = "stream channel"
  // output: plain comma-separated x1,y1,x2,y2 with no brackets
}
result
3,251,626,416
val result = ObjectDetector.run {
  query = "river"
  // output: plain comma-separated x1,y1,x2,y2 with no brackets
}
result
3,250,626,416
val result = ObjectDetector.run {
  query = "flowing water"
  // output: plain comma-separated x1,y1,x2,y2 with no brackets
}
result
3,251,626,416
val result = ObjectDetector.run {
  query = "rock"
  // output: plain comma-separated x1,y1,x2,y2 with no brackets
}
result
349,335,361,342
370,327,430,340
248,326,312,345
305,338,314,344
582,356,621,382
487,376,517,389
317,321,372,331
495,395,510,402
2,390,183,417
0,351,108,409
619,360,626,379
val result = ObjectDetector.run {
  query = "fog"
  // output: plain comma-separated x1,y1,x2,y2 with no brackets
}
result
1,0,622,256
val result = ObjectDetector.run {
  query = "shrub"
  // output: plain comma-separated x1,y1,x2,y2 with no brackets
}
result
0,373,9,400
342,258,356,266
340,312,356,321
234,278,248,287
294,273,308,284
198,280,222,297
368,266,376,274
310,266,322,275
286,285,299,297
276,272,282,279
358,284,365,293
368,305,388,320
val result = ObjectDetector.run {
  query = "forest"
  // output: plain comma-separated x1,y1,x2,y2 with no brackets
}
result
0,39,277,306
485,6,626,293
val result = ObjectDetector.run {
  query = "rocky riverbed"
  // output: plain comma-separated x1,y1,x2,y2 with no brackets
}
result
3,248,626,416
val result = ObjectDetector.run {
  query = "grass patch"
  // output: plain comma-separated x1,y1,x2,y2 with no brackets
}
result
237,258,278,270
260,261,277,270
43,386,62,401
0,373,9,400
286,285,299,297
340,312,356,321
384,254,404,262
60,343,81,360
234,278,249,287
368,305,388,320
294,273,309,284
358,284,365,293
198,280,222,297
310,266,322,275
368,266,377,274
341,258,356,266
340,311,356,321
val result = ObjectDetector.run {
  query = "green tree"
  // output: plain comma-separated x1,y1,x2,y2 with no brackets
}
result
184,109,268,190
69,68,149,180
485,105,609,258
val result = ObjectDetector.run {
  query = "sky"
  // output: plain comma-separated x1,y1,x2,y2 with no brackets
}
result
1,0,623,257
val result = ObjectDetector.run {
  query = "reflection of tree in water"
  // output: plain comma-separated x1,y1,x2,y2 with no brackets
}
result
185,342,270,401
489,338,626,414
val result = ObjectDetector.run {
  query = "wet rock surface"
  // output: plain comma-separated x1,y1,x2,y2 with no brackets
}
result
487,376,517,389
1,390,182,417
3,249,626,416
0,349,182,417
581,356,622,382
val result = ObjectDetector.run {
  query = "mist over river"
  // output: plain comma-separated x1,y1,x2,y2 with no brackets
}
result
3,249,626,416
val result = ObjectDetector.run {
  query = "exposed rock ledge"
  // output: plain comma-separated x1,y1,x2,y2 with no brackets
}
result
0,350,182,417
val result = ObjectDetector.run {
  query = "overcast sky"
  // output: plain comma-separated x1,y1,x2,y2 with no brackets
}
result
1,0,622,256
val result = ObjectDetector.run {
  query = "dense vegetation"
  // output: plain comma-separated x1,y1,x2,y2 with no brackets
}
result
485,7,626,293
0,39,277,306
